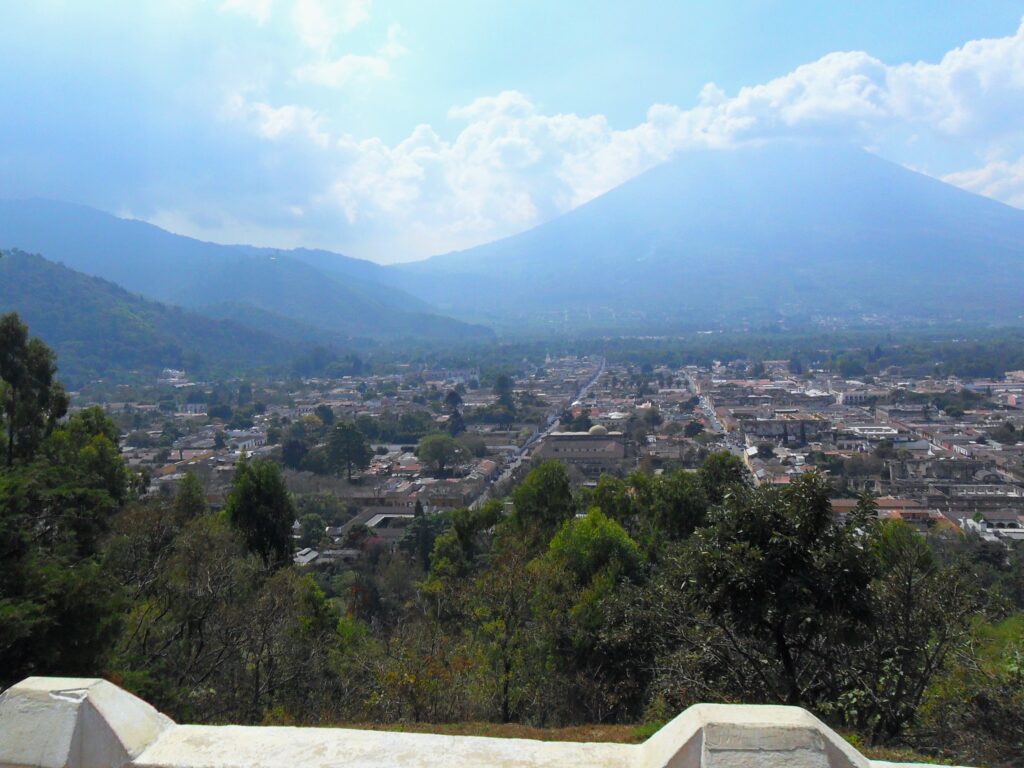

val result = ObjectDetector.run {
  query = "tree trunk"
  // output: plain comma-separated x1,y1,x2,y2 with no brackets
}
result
773,623,801,705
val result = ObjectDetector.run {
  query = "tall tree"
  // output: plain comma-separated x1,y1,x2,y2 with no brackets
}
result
416,433,468,477
0,312,69,467
443,389,462,413
493,373,515,410
174,472,208,522
327,422,372,481
225,457,295,568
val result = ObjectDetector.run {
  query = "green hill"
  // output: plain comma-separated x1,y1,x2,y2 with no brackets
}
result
0,250,311,384
0,199,492,341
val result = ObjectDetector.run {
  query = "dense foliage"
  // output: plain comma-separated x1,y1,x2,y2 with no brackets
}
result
2,317,1022,766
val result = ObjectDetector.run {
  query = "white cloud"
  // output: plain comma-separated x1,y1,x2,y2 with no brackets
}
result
223,93,329,147
296,53,389,87
219,0,274,25
220,19,1024,260
944,157,1024,208
292,0,371,55
295,20,405,88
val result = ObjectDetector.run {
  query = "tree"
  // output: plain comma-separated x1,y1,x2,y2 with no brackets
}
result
533,508,642,720
511,460,574,545
685,473,875,706
281,437,307,469
401,499,446,573
0,313,68,467
315,404,335,426
225,457,295,567
299,513,326,548
631,469,710,542
327,422,372,481
174,473,208,521
443,389,462,413
417,433,468,477
699,450,748,503
684,420,705,438
493,373,515,410
447,409,466,436
467,535,533,722
845,520,977,743
547,507,640,586
0,399,127,687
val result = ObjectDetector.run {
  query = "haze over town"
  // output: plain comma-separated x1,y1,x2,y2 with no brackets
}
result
2,5,1024,768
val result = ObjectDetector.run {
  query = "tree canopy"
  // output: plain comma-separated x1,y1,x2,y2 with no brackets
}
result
225,456,295,568
327,421,372,481
416,433,468,477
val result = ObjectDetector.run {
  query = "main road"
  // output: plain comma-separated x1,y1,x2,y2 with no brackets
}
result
470,356,606,509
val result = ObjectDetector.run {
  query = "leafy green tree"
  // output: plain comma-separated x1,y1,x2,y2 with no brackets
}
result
416,433,468,477
0,401,127,686
447,409,466,436
532,508,642,720
225,457,295,567
699,450,748,503
174,472,208,521
0,312,69,467
400,499,448,573
686,473,875,706
467,534,533,722
631,469,710,542
298,512,326,548
846,520,977,743
327,422,372,481
355,414,380,441
591,474,635,523
918,615,1024,766
511,460,574,545
561,409,593,432
547,507,640,587
426,502,503,582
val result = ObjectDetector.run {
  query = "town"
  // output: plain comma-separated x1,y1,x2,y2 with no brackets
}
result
77,351,1024,572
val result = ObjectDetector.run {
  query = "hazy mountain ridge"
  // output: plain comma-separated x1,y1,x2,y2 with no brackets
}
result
5,143,1023,340
0,199,490,341
0,250,307,383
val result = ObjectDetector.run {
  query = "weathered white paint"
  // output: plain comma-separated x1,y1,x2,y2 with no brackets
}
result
0,678,971,768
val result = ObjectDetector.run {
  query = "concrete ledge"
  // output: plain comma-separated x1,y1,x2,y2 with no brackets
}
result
0,678,969,768
0,677,172,768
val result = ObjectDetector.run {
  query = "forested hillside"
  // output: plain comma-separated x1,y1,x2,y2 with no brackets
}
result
0,199,492,341
0,250,305,383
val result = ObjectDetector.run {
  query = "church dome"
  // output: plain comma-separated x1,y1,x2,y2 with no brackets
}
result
588,424,608,435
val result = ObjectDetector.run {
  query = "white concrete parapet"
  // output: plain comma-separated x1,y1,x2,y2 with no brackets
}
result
0,678,968,768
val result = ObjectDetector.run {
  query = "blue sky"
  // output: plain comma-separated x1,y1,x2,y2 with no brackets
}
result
1,1,1023,262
